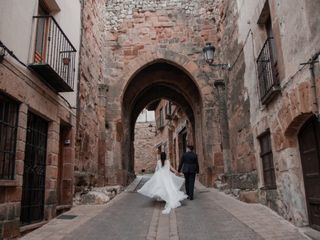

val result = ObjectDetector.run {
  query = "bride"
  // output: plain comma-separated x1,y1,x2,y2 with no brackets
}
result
138,152,188,214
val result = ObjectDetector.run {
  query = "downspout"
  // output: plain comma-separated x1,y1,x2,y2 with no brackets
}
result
309,53,320,118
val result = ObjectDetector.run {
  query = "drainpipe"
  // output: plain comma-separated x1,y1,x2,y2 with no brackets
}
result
301,53,320,118
214,79,232,174
310,54,320,118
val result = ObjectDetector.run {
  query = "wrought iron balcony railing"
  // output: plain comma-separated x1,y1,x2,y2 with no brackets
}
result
29,16,76,92
256,37,280,104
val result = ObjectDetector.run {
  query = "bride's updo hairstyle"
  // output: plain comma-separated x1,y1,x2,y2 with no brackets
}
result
160,152,166,166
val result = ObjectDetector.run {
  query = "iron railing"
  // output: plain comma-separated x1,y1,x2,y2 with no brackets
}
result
32,16,76,91
256,37,280,103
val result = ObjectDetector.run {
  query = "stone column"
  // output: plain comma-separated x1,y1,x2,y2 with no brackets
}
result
214,80,232,173
45,120,60,220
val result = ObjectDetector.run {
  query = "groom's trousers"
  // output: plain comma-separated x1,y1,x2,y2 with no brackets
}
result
184,172,196,199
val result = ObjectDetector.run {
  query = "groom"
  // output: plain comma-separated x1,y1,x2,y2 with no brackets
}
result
178,145,199,200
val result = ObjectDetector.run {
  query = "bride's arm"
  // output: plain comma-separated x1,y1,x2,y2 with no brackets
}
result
170,165,179,175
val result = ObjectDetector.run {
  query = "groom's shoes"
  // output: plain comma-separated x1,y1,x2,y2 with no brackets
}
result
187,196,193,200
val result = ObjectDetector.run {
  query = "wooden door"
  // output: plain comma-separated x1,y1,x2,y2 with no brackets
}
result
299,116,320,230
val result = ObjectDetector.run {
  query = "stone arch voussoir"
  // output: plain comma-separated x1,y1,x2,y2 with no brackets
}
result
285,112,315,136
120,49,206,105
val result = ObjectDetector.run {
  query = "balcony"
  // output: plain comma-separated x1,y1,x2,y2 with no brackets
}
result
256,37,280,104
29,16,76,92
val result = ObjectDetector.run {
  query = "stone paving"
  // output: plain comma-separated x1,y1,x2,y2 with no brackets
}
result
20,176,314,240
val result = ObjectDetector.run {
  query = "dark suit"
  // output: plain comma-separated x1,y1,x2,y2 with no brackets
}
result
178,151,199,199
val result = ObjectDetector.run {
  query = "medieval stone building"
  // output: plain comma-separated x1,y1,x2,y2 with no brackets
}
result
219,0,320,229
0,0,319,237
78,0,320,230
0,0,80,238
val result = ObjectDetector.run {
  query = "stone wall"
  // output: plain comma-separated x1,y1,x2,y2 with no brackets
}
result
76,0,108,187
219,0,320,227
0,59,76,238
100,0,227,186
219,0,256,174
134,122,157,174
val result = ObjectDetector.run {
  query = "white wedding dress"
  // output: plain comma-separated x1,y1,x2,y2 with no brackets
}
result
138,160,188,214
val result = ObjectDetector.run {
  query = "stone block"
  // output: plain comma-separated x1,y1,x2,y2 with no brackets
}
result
5,187,22,203
0,186,6,204
48,153,58,166
47,166,58,179
15,160,24,175
239,190,259,203
0,205,6,221
298,81,312,113
63,164,74,179
3,220,20,239
45,190,57,205
7,204,15,220
213,152,224,166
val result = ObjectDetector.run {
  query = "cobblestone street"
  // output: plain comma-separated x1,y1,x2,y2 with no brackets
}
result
21,176,313,240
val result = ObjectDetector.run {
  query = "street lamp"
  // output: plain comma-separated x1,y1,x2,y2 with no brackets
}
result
203,43,231,70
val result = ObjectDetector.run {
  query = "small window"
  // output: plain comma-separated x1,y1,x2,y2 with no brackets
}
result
159,107,164,127
165,102,172,116
258,131,276,189
256,1,280,104
0,93,19,180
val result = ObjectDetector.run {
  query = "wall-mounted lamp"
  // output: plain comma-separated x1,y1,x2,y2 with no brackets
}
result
203,43,231,70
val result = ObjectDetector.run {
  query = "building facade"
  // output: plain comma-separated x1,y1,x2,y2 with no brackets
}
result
134,100,193,174
0,0,81,238
152,100,193,170
76,0,320,230
79,0,226,188
0,0,314,234
218,0,320,229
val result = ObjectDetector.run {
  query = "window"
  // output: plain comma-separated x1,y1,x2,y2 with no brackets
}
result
0,93,19,180
159,107,164,128
257,2,280,104
258,131,276,189
34,3,49,63
165,101,172,119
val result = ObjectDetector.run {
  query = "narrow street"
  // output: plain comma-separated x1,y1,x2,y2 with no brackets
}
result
21,176,311,240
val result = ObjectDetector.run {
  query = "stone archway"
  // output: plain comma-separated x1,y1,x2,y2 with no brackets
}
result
104,50,222,187
121,61,203,183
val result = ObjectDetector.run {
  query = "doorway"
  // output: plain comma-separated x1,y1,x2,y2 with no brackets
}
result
298,116,320,230
21,112,48,225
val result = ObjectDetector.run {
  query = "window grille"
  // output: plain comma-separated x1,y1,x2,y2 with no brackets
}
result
258,131,277,189
0,93,19,180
